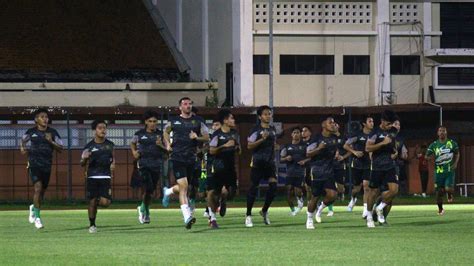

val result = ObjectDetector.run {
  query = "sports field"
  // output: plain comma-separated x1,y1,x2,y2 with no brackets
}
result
1,204,473,265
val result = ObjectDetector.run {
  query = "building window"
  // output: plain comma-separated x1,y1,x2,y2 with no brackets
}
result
390,56,420,75
438,67,474,86
253,55,269,74
441,3,474,48
343,55,370,75
280,55,334,75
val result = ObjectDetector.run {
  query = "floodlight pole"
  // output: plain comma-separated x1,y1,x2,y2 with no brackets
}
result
269,0,274,109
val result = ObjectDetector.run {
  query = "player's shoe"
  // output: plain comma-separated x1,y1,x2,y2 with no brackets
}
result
260,210,271,225
422,193,427,198
219,201,227,217
306,218,315,230
34,218,44,229
245,215,253,228
185,216,196,230
438,209,445,216
203,208,210,218
137,206,145,224
366,217,375,228
162,187,170,208
297,198,304,210
327,211,334,217
315,212,322,223
29,204,35,224
447,194,454,203
88,225,97,233
144,215,150,224
209,220,219,229
375,207,385,224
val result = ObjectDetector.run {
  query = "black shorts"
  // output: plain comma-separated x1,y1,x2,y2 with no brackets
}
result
311,178,337,197
334,168,345,185
286,176,304,188
29,167,51,189
87,178,112,200
305,167,312,187
130,168,143,188
352,168,371,186
207,168,237,192
250,160,276,185
170,160,195,181
139,168,160,193
369,168,398,189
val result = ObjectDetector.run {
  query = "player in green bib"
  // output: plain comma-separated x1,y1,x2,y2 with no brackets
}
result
425,126,459,215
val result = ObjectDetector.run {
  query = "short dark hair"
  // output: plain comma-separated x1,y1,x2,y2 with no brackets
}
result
144,110,159,121
301,125,312,132
361,114,373,126
212,118,220,124
33,108,49,118
178,97,192,105
91,120,107,130
321,116,334,125
291,126,302,133
381,110,399,123
438,125,447,130
217,109,233,124
257,105,272,116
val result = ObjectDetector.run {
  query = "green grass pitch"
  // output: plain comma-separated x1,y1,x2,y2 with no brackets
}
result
1,205,473,265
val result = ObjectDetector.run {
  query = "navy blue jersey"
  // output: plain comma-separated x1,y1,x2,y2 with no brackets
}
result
209,129,240,170
165,115,209,164
22,127,62,168
307,134,338,178
247,124,277,164
280,141,307,178
334,134,347,170
83,139,115,178
131,129,165,170
368,127,398,171
345,130,372,169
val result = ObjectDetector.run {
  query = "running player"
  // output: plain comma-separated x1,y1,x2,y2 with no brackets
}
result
365,110,399,228
206,109,240,228
393,120,409,195
280,127,307,216
344,115,374,218
305,117,339,229
245,105,278,227
203,119,222,218
131,110,167,224
426,126,459,215
80,120,115,233
161,97,210,229
327,122,350,216
21,108,63,229
301,125,313,205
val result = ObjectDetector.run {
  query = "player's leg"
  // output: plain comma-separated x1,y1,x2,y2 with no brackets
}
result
445,172,455,203
294,177,304,213
287,183,296,214
366,171,382,228
375,170,398,224
260,163,278,225
306,178,323,229
420,171,429,197
87,178,99,233
348,168,362,211
245,165,262,227
315,180,337,223
162,161,181,207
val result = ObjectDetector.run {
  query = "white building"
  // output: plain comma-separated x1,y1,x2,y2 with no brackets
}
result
155,0,474,107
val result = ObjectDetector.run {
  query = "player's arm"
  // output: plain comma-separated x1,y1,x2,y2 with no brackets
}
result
341,150,352,160
110,149,116,178
366,135,391,152
20,132,31,155
46,131,64,152
343,137,364,158
247,131,268,150
155,133,167,151
279,147,291,162
130,134,140,159
306,141,326,158
425,143,435,160
209,135,235,155
163,121,172,151
191,122,210,143
452,143,460,170
80,148,90,167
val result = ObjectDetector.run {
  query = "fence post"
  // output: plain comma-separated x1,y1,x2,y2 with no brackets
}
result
66,110,73,202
